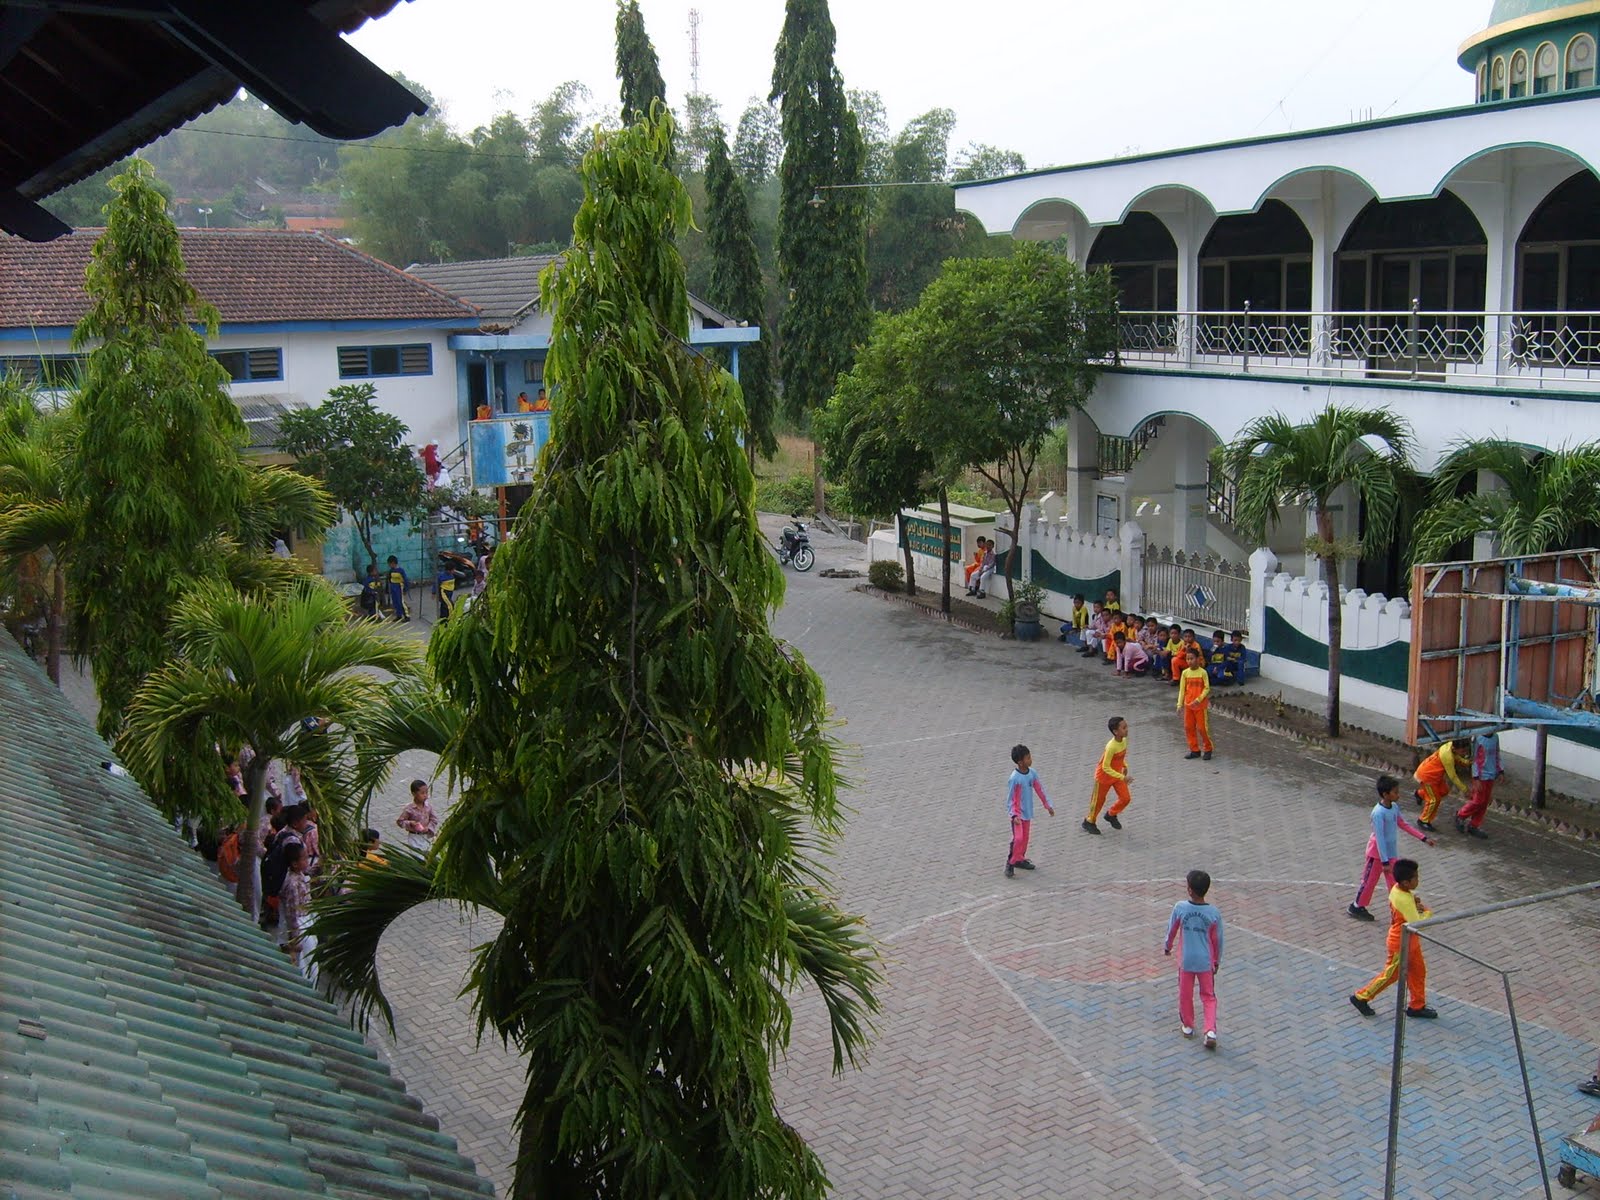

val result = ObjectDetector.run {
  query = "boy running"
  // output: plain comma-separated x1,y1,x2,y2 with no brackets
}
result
1348,774,1434,921
1415,738,1468,832
1005,744,1055,877
1177,650,1214,760
1083,715,1132,834
1350,858,1437,1019
1165,869,1224,1049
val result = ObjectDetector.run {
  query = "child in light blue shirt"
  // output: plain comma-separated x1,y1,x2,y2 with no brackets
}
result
1004,744,1054,878
1164,869,1224,1049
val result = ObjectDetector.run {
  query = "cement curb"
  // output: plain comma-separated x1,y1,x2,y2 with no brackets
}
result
854,584,1002,638
1209,696,1600,842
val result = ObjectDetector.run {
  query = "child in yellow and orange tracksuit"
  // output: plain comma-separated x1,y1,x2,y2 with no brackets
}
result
1414,739,1467,833
1177,650,1214,761
1083,715,1133,834
1103,611,1127,664
1349,857,1436,1020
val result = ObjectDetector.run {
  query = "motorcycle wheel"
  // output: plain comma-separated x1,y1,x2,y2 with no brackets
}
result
791,544,815,572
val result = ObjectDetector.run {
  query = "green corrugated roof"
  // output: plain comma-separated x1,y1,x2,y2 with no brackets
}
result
0,631,495,1200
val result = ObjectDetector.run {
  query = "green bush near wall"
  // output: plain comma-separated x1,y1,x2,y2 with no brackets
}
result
1030,551,1118,605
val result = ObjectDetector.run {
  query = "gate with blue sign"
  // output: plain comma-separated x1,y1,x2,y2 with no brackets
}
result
1142,545,1250,633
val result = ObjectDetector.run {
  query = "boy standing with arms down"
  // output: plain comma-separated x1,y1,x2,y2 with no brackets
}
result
1083,716,1133,834
385,555,409,621
1165,869,1224,1049
1004,744,1054,878
1348,774,1433,920
1177,650,1214,760
1350,858,1437,1019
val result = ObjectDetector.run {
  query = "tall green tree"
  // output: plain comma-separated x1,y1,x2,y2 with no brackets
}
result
902,245,1119,608
0,384,76,684
275,382,424,570
68,159,252,737
732,97,782,184
615,0,668,126
705,129,778,463
314,111,879,1200
1217,405,1415,738
867,108,959,312
772,0,869,513
119,579,422,921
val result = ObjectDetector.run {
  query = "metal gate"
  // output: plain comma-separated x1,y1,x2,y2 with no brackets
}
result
1141,545,1250,632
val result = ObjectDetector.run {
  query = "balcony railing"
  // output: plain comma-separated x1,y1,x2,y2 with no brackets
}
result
1113,308,1600,389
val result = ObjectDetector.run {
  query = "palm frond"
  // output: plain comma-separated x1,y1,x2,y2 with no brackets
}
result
237,464,336,548
783,887,882,1073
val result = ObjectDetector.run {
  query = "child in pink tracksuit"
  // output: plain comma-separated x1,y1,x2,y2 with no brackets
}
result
1164,869,1224,1050
1347,774,1434,921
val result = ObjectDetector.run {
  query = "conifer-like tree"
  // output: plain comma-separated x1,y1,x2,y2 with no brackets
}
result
705,128,778,463
69,159,252,737
314,110,880,1200
615,0,667,126
771,0,869,512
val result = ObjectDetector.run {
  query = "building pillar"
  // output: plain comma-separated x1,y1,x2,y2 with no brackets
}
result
1170,419,1212,554
1065,408,1099,532
1246,546,1280,654
1472,468,1506,561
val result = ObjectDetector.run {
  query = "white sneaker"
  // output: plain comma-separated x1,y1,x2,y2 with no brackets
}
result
1204,1031,1218,1050
1181,1025,1194,1038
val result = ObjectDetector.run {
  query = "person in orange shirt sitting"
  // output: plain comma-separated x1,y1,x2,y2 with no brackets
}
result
1103,610,1127,664
1083,715,1133,834
1413,738,1467,833
1177,649,1214,760
963,537,989,590
475,401,492,421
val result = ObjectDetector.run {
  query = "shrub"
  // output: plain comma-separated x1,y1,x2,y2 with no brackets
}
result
867,560,903,592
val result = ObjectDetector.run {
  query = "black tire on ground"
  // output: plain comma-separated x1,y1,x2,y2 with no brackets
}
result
791,545,815,572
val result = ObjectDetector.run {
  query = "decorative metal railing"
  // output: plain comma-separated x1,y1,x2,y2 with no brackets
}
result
1205,462,1237,528
1141,545,1252,633
1097,414,1165,476
1113,308,1600,386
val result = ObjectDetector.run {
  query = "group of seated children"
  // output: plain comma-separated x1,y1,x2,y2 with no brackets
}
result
963,537,997,599
1061,592,1249,685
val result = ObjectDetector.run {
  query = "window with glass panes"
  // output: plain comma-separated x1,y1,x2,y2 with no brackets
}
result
211,347,283,382
1534,42,1558,94
1566,34,1594,89
337,343,432,378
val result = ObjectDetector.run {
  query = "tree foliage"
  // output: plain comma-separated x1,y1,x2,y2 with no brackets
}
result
615,0,668,128
314,110,879,1200
119,578,422,920
67,159,254,736
705,129,778,461
0,382,76,682
275,382,424,569
1411,439,1600,562
1216,405,1414,737
772,0,870,510
732,98,783,184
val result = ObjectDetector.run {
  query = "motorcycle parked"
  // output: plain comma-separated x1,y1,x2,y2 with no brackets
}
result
772,514,815,572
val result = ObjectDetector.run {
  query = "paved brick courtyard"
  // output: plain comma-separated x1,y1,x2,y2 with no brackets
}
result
370,524,1600,1198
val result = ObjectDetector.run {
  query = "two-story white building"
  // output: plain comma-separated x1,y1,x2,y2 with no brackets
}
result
954,0,1600,599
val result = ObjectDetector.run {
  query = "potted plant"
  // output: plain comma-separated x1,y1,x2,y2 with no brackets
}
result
999,581,1047,640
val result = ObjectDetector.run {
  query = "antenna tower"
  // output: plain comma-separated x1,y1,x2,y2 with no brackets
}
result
688,8,701,96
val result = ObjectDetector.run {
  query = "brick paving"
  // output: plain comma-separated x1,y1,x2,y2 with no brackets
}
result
368,523,1600,1198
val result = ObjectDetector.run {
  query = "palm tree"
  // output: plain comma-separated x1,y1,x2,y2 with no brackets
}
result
1217,404,1415,738
0,386,78,684
1411,439,1600,562
119,578,422,920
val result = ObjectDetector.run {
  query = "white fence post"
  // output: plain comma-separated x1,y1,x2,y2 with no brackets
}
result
1120,520,1145,612
1019,502,1038,584
1247,547,1279,653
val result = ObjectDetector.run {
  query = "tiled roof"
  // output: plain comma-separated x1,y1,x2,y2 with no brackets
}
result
0,229,480,330
410,255,742,333
407,256,559,331
0,630,494,1200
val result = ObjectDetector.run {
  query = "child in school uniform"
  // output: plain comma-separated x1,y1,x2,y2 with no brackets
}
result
1004,744,1055,877
1058,594,1089,644
1165,869,1224,1050
1083,715,1133,834
1455,730,1503,838
1414,738,1468,832
1350,858,1437,1020
1177,649,1214,760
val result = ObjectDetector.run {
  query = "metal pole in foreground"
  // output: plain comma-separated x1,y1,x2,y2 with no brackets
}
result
1503,972,1554,1200
1382,928,1411,1200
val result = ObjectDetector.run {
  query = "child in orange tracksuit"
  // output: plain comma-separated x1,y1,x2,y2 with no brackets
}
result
1177,650,1214,760
1414,739,1467,832
1083,715,1132,834
1103,611,1127,664
1349,857,1436,1019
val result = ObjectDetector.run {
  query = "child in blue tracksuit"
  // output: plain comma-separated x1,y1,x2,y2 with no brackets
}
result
1164,869,1224,1048
385,555,409,621
1004,743,1054,878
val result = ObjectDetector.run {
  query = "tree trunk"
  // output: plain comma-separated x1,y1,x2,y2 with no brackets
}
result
1319,508,1342,737
1530,725,1548,808
898,510,916,596
235,758,270,923
358,514,377,570
812,441,825,516
1004,501,1022,604
938,486,952,615
45,562,63,686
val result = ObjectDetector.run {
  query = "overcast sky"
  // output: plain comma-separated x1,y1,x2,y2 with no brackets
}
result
347,0,1488,169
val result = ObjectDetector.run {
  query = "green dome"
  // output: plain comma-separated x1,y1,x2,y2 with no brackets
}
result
1490,0,1580,22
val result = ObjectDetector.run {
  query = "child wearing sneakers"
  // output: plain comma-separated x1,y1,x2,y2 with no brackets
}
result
1058,594,1089,644
1177,649,1214,760
1164,869,1224,1050
1350,858,1437,1019
1348,774,1434,921
1084,716,1133,833
1004,744,1055,878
